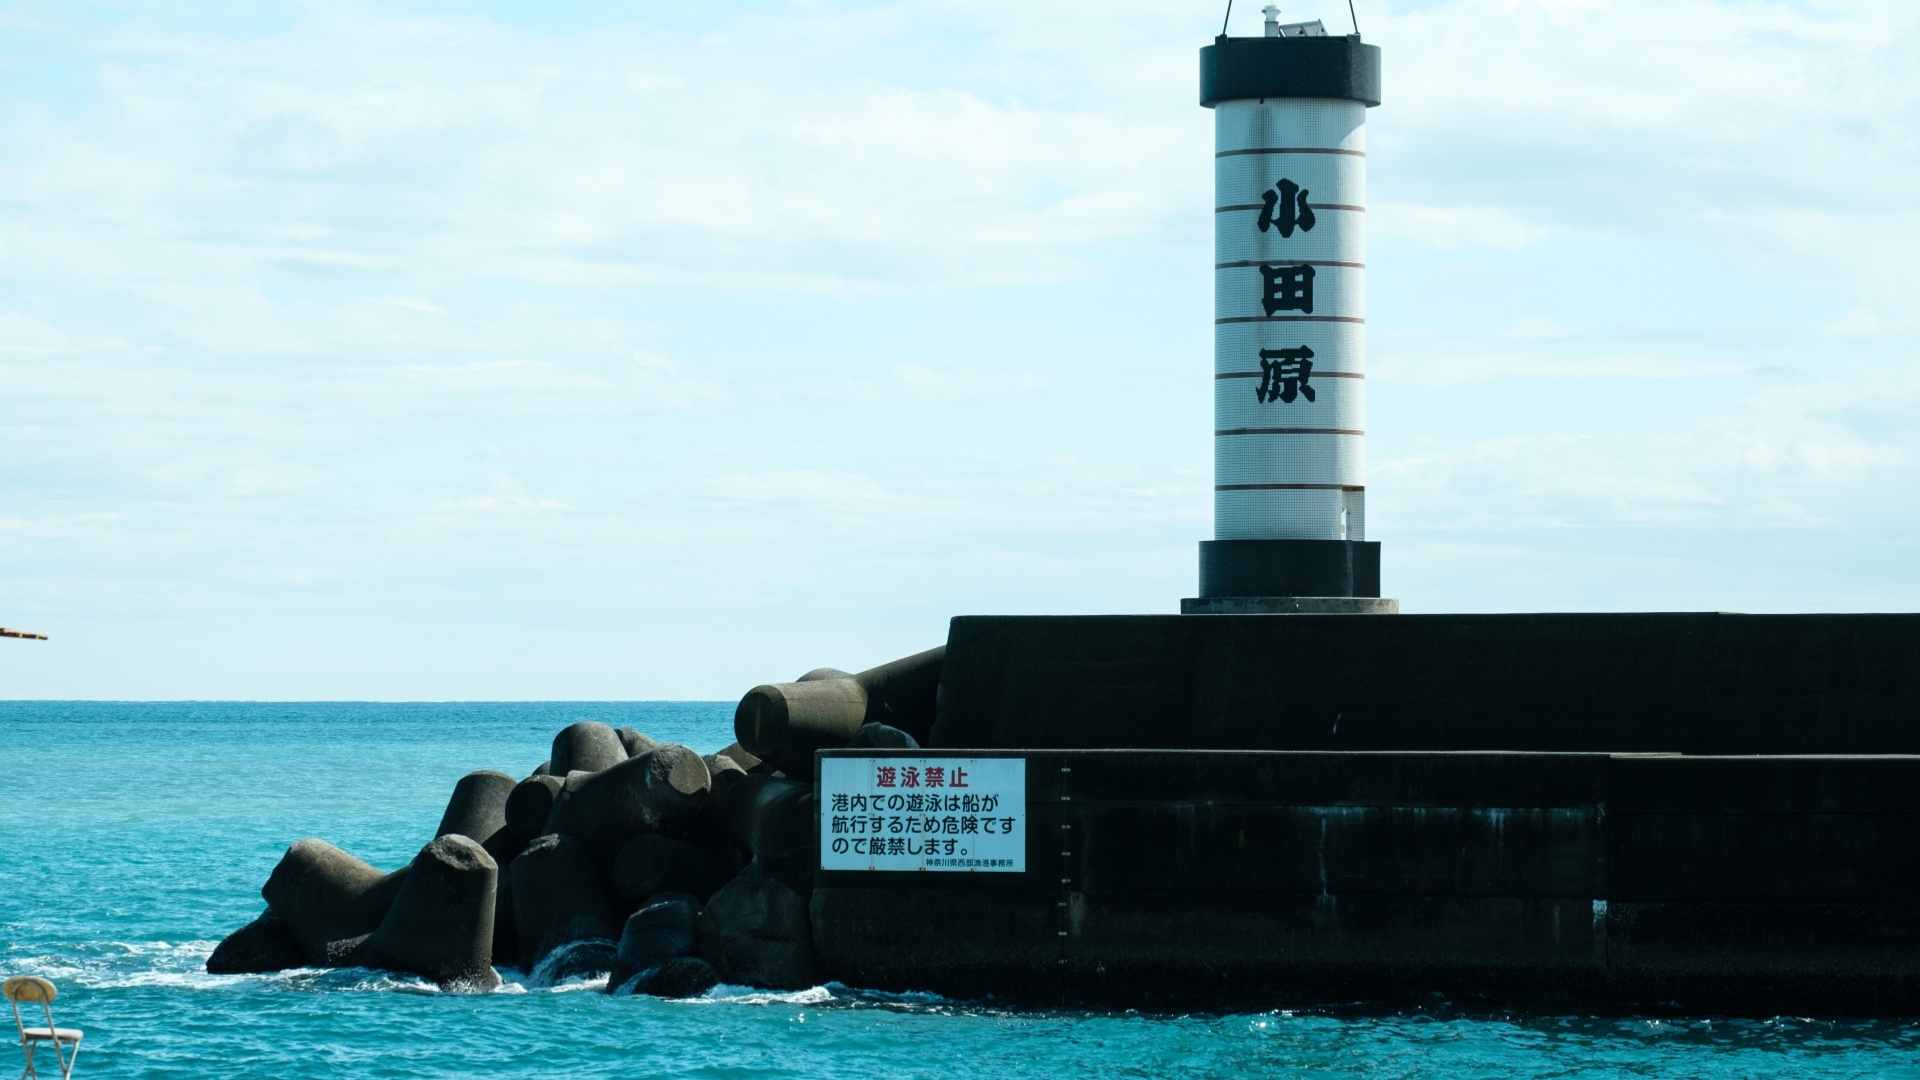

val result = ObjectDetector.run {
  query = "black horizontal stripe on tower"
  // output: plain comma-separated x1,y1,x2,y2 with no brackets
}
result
1216,371,1364,380
1215,259,1365,270
1215,483,1366,491
1216,315,1365,325
1215,427,1365,436
1216,203,1365,213
1216,147,1366,158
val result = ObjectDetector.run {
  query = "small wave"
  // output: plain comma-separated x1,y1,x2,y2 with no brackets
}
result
698,983,837,1007
88,968,272,991
829,983,955,1008
510,940,617,992
106,939,220,959
241,966,446,995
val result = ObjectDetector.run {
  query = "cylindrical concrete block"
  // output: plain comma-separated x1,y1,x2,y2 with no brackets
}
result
696,871,814,990
734,647,945,772
616,955,720,998
550,721,629,777
846,723,919,750
720,773,773,853
261,839,411,965
510,833,622,972
206,911,309,975
543,745,712,859
718,741,764,773
611,833,734,903
354,834,500,991
437,769,524,868
435,770,516,843
505,774,565,842
492,874,519,966
853,646,944,744
682,801,747,873
617,727,658,757
533,940,620,986
798,667,853,682
704,753,748,803
606,896,698,991
734,679,868,773
747,777,817,863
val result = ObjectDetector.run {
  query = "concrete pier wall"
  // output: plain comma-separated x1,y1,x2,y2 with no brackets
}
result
928,614,1920,754
812,749,1920,1013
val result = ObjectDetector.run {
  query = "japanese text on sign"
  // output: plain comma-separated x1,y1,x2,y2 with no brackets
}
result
818,757,1025,872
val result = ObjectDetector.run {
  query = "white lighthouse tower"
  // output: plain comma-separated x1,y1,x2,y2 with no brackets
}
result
1182,7,1397,614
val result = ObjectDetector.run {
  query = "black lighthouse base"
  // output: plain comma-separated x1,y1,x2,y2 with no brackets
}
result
1181,539,1398,614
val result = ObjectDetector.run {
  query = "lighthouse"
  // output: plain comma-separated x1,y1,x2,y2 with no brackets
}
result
1182,6,1396,615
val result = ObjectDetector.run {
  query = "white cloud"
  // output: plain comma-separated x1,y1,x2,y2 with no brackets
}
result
0,0,1916,695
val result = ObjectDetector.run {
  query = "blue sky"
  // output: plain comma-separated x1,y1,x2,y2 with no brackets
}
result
1,0,1915,699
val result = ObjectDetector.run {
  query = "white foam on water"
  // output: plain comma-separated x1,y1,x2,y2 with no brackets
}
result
506,941,617,992
90,968,265,991
831,983,953,1007
698,983,837,1007
547,975,611,993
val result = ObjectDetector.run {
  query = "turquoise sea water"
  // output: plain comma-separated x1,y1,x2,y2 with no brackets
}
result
4,701,1918,1079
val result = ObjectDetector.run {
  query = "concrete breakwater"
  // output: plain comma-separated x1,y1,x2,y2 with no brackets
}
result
205,650,945,995
206,725,828,995
207,612,1920,1013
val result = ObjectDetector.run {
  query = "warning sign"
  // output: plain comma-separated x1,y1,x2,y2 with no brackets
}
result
818,756,1025,872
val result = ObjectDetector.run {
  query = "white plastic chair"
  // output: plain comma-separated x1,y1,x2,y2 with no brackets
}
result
5,977,81,1079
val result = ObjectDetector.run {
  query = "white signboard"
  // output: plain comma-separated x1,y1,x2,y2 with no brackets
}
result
819,756,1025,872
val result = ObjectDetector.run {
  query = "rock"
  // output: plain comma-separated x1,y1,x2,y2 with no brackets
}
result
611,833,734,902
615,956,721,999
543,745,712,859
616,727,658,757
606,896,698,990
349,834,500,991
510,833,623,972
206,911,308,974
845,723,919,750
505,774,565,843
696,870,814,990
436,769,524,867
550,721,628,776
261,839,411,965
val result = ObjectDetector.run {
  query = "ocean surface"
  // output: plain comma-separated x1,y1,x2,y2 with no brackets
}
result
3,701,1916,1079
